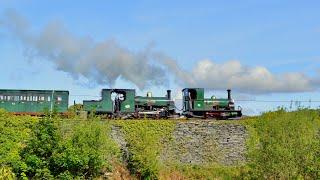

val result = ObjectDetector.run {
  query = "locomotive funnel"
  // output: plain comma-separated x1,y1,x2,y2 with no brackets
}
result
167,90,171,100
227,89,231,100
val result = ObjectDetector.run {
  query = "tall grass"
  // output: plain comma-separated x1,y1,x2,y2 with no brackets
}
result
0,109,38,176
113,120,175,179
244,109,320,179
0,110,120,179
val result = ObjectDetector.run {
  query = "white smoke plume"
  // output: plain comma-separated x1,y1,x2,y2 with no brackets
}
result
1,10,319,94
0,10,167,89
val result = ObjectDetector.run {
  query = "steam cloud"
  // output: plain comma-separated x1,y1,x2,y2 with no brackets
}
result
1,10,319,93
1,10,167,89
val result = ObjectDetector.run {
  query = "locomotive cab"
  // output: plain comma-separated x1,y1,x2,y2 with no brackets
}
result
183,88,204,112
83,89,135,117
111,89,135,114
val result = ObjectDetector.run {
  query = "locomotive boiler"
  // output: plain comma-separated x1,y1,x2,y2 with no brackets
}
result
135,90,175,118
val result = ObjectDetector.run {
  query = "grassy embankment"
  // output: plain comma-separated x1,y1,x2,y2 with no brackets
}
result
0,108,319,179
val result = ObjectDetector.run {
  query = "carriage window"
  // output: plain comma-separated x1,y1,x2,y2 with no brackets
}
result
47,96,51,102
57,96,62,102
0,95,3,101
33,96,38,101
14,96,19,101
39,96,45,101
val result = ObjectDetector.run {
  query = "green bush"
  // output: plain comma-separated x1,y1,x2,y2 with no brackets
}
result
244,109,320,179
164,164,245,180
66,104,84,119
0,113,119,179
0,166,16,179
18,116,61,178
0,109,38,176
114,120,175,179
52,120,120,178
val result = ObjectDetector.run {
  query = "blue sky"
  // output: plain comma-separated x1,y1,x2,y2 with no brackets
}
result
1,0,320,114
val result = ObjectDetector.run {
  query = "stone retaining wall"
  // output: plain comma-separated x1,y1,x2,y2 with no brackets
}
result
111,121,248,166
161,121,248,166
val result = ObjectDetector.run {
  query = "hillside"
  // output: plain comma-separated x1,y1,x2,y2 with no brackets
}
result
0,109,319,179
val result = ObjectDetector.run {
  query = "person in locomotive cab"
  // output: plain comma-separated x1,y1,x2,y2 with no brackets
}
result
188,92,194,110
114,94,123,113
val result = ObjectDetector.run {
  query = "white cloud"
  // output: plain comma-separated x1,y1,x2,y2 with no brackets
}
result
160,58,319,94
194,60,315,93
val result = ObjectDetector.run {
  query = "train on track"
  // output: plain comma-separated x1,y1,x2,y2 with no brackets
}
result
0,88,242,119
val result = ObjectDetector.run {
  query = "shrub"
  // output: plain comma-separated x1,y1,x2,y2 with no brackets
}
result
18,116,61,178
52,120,120,178
13,116,119,179
114,120,175,179
0,166,16,179
0,109,37,174
244,109,320,179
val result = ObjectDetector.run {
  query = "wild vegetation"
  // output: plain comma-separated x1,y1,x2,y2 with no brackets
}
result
113,120,176,179
243,108,320,179
0,108,319,179
0,110,119,179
